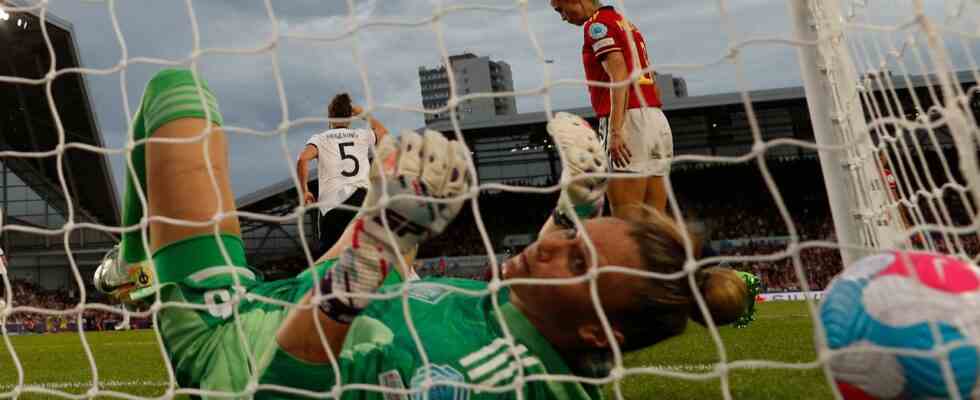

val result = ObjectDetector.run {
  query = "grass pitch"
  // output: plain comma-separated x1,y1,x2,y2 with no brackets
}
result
0,301,832,399
611,301,833,399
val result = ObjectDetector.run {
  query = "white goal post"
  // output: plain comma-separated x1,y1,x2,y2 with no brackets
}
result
793,0,980,266
0,0,978,399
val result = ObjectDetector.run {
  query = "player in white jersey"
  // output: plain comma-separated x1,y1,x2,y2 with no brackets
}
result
297,93,389,256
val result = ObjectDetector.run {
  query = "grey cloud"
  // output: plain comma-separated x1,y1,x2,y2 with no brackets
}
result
30,0,980,201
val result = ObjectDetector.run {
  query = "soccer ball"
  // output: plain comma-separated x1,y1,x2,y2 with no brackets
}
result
820,251,980,399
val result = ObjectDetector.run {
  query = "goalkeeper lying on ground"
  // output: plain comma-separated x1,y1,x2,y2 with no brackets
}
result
97,68,757,399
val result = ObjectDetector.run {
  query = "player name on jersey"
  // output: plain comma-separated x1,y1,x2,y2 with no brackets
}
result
321,130,360,140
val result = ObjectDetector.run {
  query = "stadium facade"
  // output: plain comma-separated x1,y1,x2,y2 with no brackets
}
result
236,71,978,271
236,176,318,269
1,1,119,291
426,71,974,185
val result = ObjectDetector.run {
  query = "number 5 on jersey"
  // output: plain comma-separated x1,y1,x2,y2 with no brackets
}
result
338,141,359,177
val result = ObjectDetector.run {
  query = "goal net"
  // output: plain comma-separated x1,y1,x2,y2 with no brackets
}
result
798,0,980,264
0,0,977,399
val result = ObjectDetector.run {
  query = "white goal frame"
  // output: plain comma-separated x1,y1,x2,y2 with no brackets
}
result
0,0,978,399
794,0,980,267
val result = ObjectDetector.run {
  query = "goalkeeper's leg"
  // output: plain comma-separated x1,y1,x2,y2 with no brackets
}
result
117,68,245,290
144,84,240,252
123,69,284,396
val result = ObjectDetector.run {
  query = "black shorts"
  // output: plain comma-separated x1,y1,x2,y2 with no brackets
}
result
318,187,368,254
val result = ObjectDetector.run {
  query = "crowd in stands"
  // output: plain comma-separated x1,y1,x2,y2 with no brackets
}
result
107,152,980,299
719,239,842,292
0,278,145,333
10,155,979,334
411,155,980,293
420,218,488,260
417,189,557,259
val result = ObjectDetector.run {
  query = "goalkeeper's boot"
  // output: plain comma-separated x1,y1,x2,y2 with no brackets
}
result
93,245,154,305
547,112,608,223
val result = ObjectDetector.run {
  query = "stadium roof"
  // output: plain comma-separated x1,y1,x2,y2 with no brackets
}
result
425,70,978,133
237,174,311,212
0,0,120,227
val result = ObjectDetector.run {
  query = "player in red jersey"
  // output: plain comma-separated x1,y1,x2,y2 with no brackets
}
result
550,0,673,217
877,152,925,246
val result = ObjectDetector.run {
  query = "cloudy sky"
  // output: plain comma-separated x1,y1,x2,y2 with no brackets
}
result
11,0,980,200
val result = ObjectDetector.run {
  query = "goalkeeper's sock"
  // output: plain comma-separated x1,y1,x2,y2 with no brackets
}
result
119,68,224,265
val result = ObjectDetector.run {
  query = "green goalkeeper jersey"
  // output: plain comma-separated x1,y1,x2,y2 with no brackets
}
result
258,278,603,400
155,250,404,398
123,68,601,399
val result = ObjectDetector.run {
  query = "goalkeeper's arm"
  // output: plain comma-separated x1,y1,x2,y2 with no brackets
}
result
537,113,608,238
275,131,469,363
276,292,351,361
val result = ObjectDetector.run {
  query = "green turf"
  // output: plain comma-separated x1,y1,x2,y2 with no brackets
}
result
0,330,174,399
608,301,833,400
0,301,833,399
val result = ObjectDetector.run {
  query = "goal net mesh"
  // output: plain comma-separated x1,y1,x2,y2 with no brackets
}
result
0,0,977,399
807,0,980,257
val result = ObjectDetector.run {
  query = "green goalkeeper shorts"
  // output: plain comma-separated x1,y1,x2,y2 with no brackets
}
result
153,234,332,397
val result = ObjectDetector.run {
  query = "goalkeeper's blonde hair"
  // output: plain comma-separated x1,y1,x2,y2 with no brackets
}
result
612,205,748,351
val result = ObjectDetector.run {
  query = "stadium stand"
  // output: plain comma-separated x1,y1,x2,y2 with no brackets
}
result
1,5,126,335
411,150,980,290
224,72,979,296
0,278,147,334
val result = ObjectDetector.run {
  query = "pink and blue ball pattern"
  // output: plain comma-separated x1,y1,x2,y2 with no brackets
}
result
820,251,980,399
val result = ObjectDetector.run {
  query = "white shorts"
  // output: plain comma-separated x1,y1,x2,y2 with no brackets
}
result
599,108,674,176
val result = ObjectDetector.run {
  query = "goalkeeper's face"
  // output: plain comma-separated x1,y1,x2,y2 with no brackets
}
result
504,218,645,346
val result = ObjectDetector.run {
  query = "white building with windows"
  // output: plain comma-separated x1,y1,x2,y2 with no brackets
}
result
419,53,518,125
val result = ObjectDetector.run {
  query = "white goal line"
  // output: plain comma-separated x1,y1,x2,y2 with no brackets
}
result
0,380,169,390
